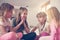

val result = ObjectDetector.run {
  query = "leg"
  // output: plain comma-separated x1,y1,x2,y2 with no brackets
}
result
17,32,23,40
22,32,36,40
35,32,50,40
0,32,17,40
40,32,49,37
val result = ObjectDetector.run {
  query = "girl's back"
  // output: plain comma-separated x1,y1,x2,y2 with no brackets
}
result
50,20,60,40
54,25,60,40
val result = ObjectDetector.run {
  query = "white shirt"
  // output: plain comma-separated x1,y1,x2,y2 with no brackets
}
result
35,22,49,35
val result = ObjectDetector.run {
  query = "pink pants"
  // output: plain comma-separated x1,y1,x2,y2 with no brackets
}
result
0,32,23,40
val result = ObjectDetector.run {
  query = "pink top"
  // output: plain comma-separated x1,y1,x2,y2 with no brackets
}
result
50,20,60,40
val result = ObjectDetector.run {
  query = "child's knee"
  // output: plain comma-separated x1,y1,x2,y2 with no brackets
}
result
8,32,17,39
17,32,23,38
0,32,17,40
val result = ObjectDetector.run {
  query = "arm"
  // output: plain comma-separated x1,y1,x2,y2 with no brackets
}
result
7,22,13,32
0,25,7,35
13,20,24,32
24,22,30,33
31,26,38,32
2,18,13,32
43,25,51,34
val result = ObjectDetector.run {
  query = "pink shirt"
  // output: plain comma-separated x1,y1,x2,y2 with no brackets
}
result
50,20,60,40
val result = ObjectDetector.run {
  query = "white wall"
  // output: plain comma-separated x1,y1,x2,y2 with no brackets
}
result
51,0,60,11
0,0,60,26
28,0,60,26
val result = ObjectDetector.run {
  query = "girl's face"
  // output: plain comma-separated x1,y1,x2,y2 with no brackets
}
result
5,10,13,18
38,17,46,24
21,10,27,20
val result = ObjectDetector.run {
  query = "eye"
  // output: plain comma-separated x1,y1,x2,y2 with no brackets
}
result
24,13,27,15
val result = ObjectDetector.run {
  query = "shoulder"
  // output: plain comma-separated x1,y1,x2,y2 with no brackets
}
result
49,20,56,28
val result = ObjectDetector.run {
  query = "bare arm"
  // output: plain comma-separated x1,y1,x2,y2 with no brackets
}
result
4,19,24,32
24,22,30,33
44,25,51,34
13,20,24,32
0,25,7,35
31,26,38,32
2,18,13,32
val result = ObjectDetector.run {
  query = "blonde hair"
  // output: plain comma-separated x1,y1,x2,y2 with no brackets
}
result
36,12,47,18
46,7,60,25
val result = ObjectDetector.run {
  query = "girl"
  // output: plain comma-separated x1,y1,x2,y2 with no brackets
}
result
46,7,60,40
0,3,22,40
33,12,49,40
13,7,36,40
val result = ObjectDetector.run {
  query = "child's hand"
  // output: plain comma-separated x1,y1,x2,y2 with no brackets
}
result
19,16,26,24
20,19,24,24
31,26,38,32
16,32,23,40
21,14,26,22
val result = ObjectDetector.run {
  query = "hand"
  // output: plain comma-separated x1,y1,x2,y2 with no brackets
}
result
19,20,24,25
21,14,26,21
31,26,38,32
13,20,24,32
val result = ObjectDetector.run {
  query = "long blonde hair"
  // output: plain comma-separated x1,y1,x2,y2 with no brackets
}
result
46,7,60,26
